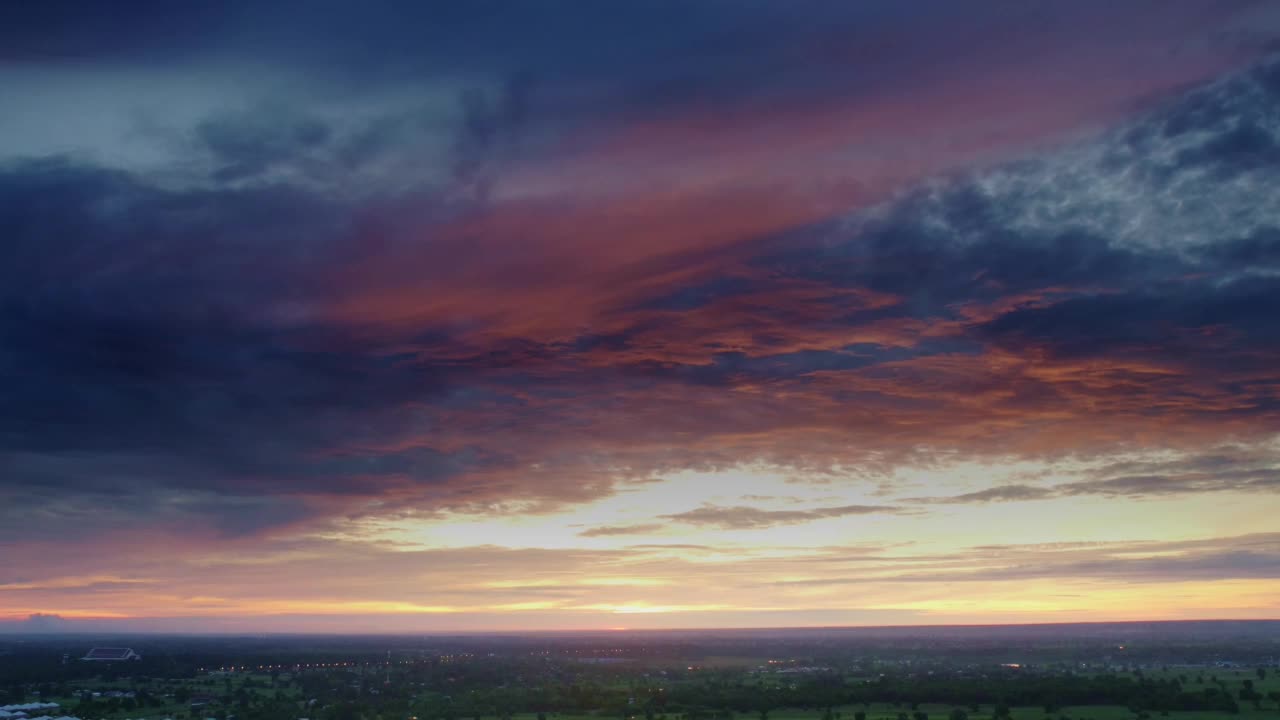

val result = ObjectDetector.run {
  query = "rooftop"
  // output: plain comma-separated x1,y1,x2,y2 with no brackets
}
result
81,647,140,661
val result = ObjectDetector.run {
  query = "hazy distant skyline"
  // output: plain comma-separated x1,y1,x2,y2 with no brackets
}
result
2,0,1280,633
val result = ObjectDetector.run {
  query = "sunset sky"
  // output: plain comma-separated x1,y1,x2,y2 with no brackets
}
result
2,0,1280,633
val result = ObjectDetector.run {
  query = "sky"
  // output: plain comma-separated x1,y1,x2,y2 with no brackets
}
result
2,0,1280,634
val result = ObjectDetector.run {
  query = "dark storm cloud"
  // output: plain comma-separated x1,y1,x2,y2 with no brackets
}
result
0,2,988,80
979,275,1280,362
0,157,512,537
196,109,333,183
0,0,913,121
759,52,1280,325
6,1,1248,130
757,195,1164,310
1200,227,1280,269
568,46,1280,436
744,74,1272,332
1122,57,1280,178
1,5,1279,547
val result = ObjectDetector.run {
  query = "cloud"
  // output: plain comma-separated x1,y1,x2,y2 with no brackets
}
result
578,524,665,538
1059,471,1280,497
0,613,97,634
4,532,1275,631
662,503,906,529
888,537,1280,584
2,3,1280,627
761,534,1280,586
7,49,1280,533
908,445,1280,505
195,107,333,183
914,485,1057,504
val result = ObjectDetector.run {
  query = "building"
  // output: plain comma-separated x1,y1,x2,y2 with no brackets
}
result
81,647,141,661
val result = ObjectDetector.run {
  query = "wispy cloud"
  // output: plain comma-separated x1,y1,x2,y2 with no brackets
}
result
662,504,909,529
579,523,665,537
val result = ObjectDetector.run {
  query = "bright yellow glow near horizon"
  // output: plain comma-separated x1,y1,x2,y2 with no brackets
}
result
5,452,1278,631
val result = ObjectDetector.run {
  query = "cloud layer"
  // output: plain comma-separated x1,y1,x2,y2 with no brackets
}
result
2,0,1279,629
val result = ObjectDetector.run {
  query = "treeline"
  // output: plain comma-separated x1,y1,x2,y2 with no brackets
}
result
301,666,1253,720
391,669,1251,718
844,674,1242,714
10,655,1268,720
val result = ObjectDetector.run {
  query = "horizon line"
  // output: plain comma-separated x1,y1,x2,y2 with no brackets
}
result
2,617,1277,638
